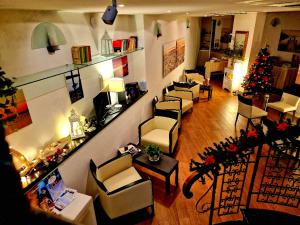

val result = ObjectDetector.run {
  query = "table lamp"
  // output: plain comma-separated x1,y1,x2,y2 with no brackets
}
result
108,77,125,108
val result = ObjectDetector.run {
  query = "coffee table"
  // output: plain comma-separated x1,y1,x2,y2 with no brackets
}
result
133,153,179,194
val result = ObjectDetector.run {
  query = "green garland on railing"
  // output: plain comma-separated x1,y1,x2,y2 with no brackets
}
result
189,126,265,184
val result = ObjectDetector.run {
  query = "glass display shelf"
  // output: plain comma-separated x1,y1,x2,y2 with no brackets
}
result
13,48,144,88
22,91,148,193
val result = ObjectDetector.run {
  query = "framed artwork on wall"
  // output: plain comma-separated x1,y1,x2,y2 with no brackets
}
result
163,40,177,77
233,31,249,60
176,38,185,66
278,30,300,53
0,89,32,136
112,56,129,77
65,69,84,104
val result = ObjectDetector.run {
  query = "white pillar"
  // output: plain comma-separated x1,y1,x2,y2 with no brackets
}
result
184,17,200,70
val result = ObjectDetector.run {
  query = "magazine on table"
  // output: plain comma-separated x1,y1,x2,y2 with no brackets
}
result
26,168,77,212
118,144,141,156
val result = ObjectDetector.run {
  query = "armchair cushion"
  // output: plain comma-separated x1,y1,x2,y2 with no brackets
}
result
97,154,132,182
267,102,298,112
141,129,170,152
103,167,142,192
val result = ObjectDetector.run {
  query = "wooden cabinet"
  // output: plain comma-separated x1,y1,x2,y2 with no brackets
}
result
272,65,298,89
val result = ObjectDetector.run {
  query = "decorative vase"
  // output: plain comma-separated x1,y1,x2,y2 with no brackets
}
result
148,154,161,162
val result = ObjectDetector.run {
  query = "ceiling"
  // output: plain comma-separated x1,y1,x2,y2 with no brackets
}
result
0,0,299,15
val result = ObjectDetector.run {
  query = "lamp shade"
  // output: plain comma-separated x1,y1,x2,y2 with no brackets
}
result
108,78,125,92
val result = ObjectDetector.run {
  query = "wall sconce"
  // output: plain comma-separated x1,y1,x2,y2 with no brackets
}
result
68,109,85,140
31,22,66,54
154,21,162,39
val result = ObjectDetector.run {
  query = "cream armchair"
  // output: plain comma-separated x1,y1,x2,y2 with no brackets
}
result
164,86,193,114
89,155,154,219
185,73,205,85
139,116,179,155
173,81,200,101
267,92,300,121
153,96,182,128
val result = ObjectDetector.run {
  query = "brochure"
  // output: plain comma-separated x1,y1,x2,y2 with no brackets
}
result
118,144,141,156
26,168,76,212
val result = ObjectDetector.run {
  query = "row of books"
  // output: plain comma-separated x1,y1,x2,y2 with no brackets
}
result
113,36,138,53
71,46,92,64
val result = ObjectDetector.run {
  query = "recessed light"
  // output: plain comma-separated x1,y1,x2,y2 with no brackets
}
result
118,4,125,7
167,10,172,13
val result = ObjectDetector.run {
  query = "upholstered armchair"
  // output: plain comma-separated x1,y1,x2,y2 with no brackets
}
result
173,81,200,101
164,85,193,114
185,73,205,85
139,116,179,155
152,96,182,128
235,94,268,130
89,155,154,219
267,92,300,121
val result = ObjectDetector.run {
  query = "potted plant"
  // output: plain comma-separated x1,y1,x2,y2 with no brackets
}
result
144,144,162,162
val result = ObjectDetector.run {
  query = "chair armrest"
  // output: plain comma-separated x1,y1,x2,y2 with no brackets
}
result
168,90,193,101
138,117,155,141
169,121,179,154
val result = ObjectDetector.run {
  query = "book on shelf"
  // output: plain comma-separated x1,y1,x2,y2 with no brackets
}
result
112,36,138,53
71,46,91,64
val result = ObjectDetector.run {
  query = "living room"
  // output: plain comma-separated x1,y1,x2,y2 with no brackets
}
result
0,1,299,225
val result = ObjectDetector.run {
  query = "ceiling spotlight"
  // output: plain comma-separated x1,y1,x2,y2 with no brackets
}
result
118,4,125,7
167,10,172,13
102,0,118,25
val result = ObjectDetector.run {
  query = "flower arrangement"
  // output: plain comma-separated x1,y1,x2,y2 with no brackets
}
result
144,144,162,162
189,126,264,184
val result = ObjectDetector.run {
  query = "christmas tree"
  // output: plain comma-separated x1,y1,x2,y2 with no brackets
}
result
0,67,17,122
242,48,273,93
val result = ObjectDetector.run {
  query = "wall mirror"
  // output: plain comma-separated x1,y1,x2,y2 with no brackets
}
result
234,31,249,60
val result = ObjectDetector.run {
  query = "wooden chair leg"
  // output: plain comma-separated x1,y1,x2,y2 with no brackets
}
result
292,111,296,122
246,119,250,131
235,113,239,126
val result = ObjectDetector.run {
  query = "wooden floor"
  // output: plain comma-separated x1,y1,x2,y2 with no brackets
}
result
98,80,299,225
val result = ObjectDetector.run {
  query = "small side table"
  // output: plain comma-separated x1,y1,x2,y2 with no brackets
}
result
200,85,213,100
56,192,97,225
133,153,179,194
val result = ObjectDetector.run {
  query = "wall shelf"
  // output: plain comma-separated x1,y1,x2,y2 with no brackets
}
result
22,91,148,193
13,48,144,88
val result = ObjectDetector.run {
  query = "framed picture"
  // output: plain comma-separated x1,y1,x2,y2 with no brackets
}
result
278,30,300,53
65,69,84,104
0,89,32,136
163,40,177,77
176,38,185,66
112,56,129,77
233,31,249,60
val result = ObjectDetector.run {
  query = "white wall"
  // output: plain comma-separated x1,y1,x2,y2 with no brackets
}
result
261,12,300,62
143,14,187,100
1,11,187,193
